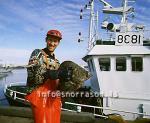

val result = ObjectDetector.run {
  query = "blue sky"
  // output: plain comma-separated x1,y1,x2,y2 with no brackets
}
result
0,0,150,65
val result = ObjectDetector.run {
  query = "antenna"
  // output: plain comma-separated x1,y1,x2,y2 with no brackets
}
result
88,0,94,50
99,0,113,8
79,0,99,50
99,0,135,32
121,0,128,25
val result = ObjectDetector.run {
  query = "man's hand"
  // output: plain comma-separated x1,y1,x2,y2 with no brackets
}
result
43,70,59,80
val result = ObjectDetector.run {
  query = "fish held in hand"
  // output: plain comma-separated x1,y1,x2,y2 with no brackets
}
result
58,61,91,91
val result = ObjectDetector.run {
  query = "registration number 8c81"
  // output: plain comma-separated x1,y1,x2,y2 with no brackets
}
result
115,32,143,46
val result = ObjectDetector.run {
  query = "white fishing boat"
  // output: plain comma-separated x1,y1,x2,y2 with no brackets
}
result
0,66,12,79
0,60,13,74
0,63,12,78
3,0,150,121
79,0,150,120
0,67,12,73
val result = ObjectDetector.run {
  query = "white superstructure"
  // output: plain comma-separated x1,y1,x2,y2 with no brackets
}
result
81,0,150,120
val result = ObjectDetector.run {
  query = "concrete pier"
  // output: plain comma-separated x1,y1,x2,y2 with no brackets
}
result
0,106,95,123
1,106,150,123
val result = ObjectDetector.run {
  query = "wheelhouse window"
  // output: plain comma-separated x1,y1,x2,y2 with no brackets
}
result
99,58,110,71
131,57,143,71
87,61,92,72
90,59,94,71
87,59,94,72
116,57,126,71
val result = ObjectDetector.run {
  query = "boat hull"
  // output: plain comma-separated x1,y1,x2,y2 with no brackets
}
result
4,84,103,115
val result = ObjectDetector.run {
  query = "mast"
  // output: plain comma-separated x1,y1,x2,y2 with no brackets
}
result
79,0,99,50
88,0,94,50
121,0,128,32
88,0,99,50
96,11,99,40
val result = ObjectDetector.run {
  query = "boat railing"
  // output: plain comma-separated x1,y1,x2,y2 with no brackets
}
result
4,82,150,119
91,30,150,48
4,82,26,93
4,82,28,102
64,102,150,119
63,102,107,118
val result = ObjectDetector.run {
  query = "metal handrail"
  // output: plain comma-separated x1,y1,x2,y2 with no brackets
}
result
4,82,150,119
4,82,26,93
4,82,27,102
4,82,25,92
65,102,150,117
61,108,77,113
6,88,27,96
4,83,105,118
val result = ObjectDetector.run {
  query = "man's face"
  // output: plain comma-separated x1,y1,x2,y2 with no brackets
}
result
46,36,60,52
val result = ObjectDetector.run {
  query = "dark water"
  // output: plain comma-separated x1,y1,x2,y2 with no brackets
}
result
0,69,27,105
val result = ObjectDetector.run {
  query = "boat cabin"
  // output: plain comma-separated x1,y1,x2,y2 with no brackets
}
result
83,40,150,120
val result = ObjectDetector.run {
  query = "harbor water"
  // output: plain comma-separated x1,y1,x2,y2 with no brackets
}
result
0,69,27,105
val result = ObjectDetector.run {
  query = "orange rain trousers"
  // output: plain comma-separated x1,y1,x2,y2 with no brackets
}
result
25,79,61,123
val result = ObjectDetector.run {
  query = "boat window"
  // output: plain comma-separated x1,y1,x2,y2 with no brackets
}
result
131,57,143,71
87,59,94,72
87,61,92,72
99,58,110,71
116,57,126,71
90,59,94,71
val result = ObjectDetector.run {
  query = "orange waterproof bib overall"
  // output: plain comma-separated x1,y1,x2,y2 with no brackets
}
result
25,79,61,123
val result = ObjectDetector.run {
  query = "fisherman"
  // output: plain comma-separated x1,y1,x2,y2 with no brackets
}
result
25,29,70,123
